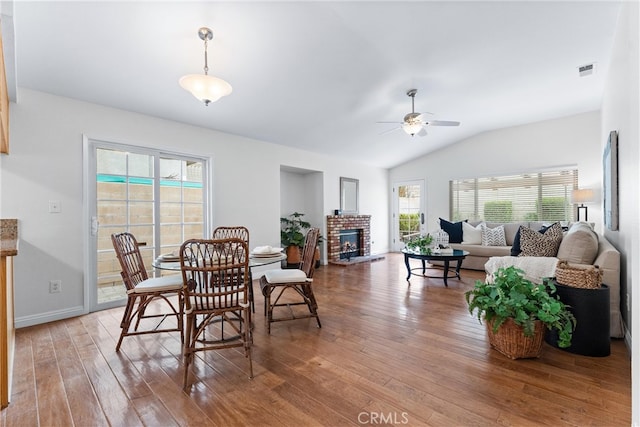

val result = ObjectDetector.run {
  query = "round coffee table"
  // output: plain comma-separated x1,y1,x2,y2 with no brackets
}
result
401,248,469,286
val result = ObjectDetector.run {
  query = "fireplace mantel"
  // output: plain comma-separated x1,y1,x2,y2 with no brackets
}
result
326,215,371,263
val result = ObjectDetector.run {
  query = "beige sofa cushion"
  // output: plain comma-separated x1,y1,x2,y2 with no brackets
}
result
557,222,599,264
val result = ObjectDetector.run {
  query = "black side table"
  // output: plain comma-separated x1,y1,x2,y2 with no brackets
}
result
545,281,610,357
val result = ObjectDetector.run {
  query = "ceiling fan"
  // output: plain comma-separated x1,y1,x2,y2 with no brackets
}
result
378,89,460,137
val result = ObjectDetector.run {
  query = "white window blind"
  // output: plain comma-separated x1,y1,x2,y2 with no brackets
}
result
450,169,578,222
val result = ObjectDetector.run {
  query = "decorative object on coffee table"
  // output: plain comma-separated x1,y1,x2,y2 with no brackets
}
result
405,233,433,253
465,266,576,359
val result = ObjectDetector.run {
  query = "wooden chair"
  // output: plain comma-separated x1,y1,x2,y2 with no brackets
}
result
213,226,254,312
259,228,321,334
110,232,184,352
180,238,253,390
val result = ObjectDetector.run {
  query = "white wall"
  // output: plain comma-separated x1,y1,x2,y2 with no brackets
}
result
599,2,639,424
389,111,603,234
0,88,389,327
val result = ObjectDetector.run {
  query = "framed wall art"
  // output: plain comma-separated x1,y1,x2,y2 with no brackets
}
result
603,130,618,231
340,177,359,214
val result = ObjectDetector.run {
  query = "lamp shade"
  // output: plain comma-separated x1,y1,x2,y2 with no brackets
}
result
571,188,595,204
179,74,232,105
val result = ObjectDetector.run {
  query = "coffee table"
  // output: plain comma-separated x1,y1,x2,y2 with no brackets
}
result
401,248,469,286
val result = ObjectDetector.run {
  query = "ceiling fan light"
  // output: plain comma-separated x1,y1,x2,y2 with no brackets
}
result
402,122,422,136
179,74,232,105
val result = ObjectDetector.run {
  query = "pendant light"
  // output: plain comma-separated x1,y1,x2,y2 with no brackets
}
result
179,27,232,105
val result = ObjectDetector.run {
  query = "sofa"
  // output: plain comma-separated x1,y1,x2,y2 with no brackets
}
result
434,219,622,338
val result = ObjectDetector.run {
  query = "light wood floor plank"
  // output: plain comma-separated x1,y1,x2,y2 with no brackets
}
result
31,324,74,427
48,321,109,427
0,253,631,426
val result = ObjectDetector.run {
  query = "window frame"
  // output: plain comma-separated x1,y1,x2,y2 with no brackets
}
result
449,167,578,223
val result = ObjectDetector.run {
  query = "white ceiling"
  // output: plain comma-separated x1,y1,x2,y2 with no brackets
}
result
7,1,622,168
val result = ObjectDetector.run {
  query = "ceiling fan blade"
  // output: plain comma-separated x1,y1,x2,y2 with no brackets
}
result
417,127,428,137
379,126,401,135
417,112,434,119
427,120,460,126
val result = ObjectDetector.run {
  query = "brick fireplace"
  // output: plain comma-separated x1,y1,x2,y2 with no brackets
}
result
326,215,371,263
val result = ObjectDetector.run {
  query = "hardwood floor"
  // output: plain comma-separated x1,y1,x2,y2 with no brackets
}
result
0,253,631,426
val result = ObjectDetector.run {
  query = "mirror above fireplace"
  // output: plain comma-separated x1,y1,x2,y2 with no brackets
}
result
340,177,359,214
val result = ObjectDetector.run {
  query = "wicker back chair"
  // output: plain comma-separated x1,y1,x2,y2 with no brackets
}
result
212,226,254,312
259,228,321,334
180,237,253,390
110,232,184,351
213,226,250,243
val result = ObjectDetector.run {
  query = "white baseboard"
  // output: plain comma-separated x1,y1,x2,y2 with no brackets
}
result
15,305,87,329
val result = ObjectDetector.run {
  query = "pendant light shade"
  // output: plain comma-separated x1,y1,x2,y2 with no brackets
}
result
179,27,232,106
179,74,232,105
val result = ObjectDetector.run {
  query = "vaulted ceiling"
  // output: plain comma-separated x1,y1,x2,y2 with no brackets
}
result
5,1,622,168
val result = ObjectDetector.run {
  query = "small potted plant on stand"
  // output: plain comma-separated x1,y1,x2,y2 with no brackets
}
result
465,266,576,359
280,212,311,267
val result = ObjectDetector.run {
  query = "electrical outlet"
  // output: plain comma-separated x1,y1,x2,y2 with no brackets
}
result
49,280,62,293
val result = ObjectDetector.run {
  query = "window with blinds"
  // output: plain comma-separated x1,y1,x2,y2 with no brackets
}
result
450,169,578,222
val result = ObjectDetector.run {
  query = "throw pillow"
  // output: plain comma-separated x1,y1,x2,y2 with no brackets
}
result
518,222,563,257
481,224,506,246
510,229,522,256
556,222,599,264
439,218,465,243
511,223,559,256
462,222,483,245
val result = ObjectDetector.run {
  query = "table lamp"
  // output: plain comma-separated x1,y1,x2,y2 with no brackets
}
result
571,189,595,221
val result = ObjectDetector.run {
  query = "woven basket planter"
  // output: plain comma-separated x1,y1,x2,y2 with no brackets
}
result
486,318,545,359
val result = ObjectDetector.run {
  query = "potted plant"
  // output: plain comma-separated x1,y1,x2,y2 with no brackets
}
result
405,233,433,253
464,266,576,359
280,212,311,265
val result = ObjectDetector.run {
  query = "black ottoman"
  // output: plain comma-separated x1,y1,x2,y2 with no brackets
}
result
545,282,610,357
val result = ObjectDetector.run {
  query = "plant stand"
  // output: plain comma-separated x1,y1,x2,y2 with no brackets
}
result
545,282,610,357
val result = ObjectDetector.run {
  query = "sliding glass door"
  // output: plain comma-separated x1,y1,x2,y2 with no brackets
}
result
84,138,210,311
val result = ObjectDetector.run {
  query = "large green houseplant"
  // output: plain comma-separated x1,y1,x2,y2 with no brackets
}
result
465,266,576,357
280,212,311,265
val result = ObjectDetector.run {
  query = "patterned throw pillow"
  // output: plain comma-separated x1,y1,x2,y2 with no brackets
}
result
511,223,556,256
518,222,563,257
481,224,506,246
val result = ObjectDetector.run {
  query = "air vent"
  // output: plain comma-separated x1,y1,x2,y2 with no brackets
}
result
578,62,597,77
